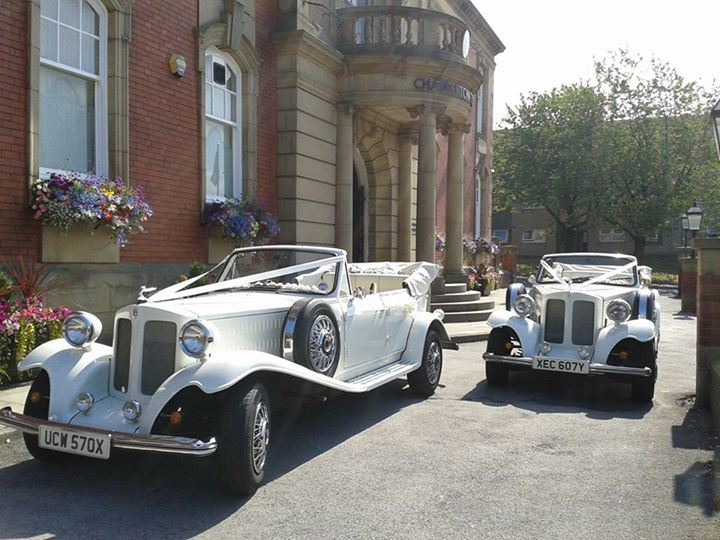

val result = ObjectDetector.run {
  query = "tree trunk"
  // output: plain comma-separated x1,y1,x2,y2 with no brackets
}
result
557,226,580,252
632,235,646,260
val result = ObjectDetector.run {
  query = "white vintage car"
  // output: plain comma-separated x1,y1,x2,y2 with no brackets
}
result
0,246,456,495
482,253,660,402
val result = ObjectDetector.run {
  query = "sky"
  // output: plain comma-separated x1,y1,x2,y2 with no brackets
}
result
473,0,719,127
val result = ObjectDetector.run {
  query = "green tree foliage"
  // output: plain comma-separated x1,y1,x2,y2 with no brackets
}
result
595,50,720,257
493,85,606,251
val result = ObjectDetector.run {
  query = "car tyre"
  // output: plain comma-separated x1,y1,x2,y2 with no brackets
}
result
217,381,271,496
22,371,62,462
286,300,340,377
407,329,442,397
485,362,509,386
631,363,657,403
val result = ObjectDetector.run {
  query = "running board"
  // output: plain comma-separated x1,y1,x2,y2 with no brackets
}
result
343,359,419,391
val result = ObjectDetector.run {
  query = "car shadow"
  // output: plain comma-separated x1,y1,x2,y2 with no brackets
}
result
461,370,653,420
0,380,418,539
671,399,720,516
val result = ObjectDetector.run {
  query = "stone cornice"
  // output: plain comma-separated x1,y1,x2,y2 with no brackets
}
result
271,30,344,74
449,0,505,56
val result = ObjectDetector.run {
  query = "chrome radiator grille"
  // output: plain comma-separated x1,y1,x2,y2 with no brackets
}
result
544,299,565,343
113,318,132,392
141,321,177,395
571,301,595,345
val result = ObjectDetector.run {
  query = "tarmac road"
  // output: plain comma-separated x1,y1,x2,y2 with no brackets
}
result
0,292,718,539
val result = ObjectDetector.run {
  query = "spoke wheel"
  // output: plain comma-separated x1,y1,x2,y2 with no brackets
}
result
308,315,337,374
407,329,443,397
217,381,271,496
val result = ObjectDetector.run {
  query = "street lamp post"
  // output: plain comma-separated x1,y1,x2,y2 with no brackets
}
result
681,212,689,248
687,201,703,257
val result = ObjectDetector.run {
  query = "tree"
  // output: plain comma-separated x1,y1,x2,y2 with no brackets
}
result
493,85,605,251
595,50,720,258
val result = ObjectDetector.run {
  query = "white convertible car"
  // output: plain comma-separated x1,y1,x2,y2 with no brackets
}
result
482,253,660,402
0,246,456,495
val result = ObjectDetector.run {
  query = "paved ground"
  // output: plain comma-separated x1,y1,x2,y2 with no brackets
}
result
0,292,718,539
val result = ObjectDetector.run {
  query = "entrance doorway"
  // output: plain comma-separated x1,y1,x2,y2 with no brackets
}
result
352,165,365,262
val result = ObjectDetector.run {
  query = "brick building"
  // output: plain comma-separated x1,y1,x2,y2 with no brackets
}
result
0,0,502,335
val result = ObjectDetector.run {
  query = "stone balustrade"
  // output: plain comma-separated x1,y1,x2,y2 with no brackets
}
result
337,6,469,62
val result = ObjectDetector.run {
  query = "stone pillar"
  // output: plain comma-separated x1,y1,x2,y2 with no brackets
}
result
694,238,720,428
679,257,697,313
445,123,470,278
398,132,414,261
335,103,354,259
416,105,437,263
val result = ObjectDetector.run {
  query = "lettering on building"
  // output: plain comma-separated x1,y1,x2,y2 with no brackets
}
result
413,78,473,104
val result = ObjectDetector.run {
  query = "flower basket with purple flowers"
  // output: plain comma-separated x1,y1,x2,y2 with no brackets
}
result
30,173,153,247
203,198,279,246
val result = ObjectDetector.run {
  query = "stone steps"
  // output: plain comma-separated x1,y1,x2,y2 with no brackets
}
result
442,309,494,323
431,290,483,303
443,283,467,294
431,299,496,313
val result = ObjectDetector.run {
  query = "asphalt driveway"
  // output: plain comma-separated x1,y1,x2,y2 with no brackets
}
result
0,292,718,539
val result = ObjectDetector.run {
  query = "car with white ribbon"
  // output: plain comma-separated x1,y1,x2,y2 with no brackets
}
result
482,253,660,402
0,246,455,495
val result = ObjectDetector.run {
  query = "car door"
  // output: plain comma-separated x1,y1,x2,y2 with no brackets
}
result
381,290,415,361
341,292,387,374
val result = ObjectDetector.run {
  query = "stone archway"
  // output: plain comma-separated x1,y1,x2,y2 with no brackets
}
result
355,120,397,262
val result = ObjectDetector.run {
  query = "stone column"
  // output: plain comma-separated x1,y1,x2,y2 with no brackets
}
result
335,102,355,259
398,132,414,261
445,123,470,278
694,238,720,428
416,105,438,263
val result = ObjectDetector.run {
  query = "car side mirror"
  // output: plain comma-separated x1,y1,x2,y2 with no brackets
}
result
528,275,536,284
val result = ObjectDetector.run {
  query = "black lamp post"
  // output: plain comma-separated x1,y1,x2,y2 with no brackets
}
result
687,201,704,257
681,212,689,248
711,98,720,161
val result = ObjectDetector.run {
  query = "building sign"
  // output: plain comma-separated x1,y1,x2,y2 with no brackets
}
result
414,78,473,104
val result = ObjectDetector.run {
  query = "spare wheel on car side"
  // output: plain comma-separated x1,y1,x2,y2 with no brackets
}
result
282,298,341,377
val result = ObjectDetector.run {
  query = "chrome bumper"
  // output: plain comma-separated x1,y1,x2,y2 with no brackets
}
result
0,407,217,456
482,353,653,378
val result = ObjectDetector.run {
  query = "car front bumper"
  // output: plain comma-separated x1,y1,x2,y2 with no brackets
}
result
481,353,653,378
0,407,217,456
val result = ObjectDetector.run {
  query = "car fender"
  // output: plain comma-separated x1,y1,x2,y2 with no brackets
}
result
594,319,657,363
18,339,112,423
400,310,456,362
487,310,541,354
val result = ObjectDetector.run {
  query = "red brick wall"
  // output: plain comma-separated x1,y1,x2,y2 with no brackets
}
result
0,2,37,258
124,0,205,264
255,0,278,214
697,275,720,347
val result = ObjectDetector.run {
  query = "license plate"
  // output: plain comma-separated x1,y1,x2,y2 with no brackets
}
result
38,425,111,460
533,357,590,375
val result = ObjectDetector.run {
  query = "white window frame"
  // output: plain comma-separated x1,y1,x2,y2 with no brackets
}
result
39,0,108,178
598,227,625,243
204,47,242,201
522,229,546,243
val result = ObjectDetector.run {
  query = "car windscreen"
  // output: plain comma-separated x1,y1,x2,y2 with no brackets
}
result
537,255,637,286
218,249,339,294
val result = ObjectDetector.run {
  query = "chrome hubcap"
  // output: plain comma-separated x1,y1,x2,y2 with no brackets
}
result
309,315,336,373
252,400,270,475
426,341,441,384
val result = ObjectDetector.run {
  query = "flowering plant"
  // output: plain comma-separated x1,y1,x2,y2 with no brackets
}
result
204,198,279,246
31,173,153,247
0,257,72,384
435,233,446,252
462,236,499,256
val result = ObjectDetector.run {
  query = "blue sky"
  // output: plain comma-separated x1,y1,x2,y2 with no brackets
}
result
473,0,718,126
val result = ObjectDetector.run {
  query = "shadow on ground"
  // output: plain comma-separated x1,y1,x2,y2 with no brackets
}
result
672,398,720,516
462,370,653,420
0,380,417,539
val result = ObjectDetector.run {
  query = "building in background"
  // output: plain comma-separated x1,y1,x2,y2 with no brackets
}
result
0,0,502,335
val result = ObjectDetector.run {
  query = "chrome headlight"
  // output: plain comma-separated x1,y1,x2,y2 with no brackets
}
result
539,341,552,354
63,312,102,348
179,320,214,358
122,400,142,423
606,299,631,324
512,294,536,318
75,392,94,413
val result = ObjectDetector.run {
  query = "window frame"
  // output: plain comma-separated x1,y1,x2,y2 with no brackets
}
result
204,47,243,202
492,229,509,244
598,227,625,243
521,229,546,243
38,0,108,178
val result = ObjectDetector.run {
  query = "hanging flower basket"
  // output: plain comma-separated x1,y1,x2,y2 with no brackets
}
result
203,198,279,246
30,173,153,247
